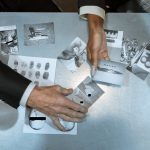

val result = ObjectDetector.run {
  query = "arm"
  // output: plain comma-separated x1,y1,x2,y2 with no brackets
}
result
87,14,109,73
78,0,109,75
0,61,31,108
0,61,87,131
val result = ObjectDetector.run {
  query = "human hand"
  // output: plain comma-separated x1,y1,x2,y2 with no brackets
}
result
87,14,109,76
27,85,88,131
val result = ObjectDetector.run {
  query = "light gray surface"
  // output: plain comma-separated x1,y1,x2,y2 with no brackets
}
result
0,13,150,150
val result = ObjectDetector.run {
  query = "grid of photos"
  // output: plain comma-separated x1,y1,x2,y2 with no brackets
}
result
24,22,55,46
127,43,150,80
8,55,57,86
67,76,104,108
0,25,19,55
57,37,87,72
104,29,124,48
93,60,126,86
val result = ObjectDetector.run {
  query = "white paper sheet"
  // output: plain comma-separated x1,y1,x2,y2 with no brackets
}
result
105,29,124,48
93,60,126,86
8,55,57,86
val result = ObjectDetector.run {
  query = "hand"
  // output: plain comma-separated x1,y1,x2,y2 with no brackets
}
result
87,14,109,75
87,29,109,68
27,85,88,130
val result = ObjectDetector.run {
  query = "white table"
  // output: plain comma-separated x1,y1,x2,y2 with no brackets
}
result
0,13,150,150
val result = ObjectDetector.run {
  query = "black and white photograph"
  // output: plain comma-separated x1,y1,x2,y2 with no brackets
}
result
104,29,124,48
24,22,55,46
68,77,104,108
136,49,150,73
93,60,126,86
127,63,149,80
120,39,139,64
126,43,150,80
57,37,87,72
0,25,19,55
8,55,57,86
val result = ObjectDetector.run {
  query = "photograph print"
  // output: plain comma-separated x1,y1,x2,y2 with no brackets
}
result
57,37,87,72
24,22,55,46
127,63,149,80
93,60,126,86
0,25,19,55
104,29,124,48
127,44,150,80
68,76,104,108
136,49,150,73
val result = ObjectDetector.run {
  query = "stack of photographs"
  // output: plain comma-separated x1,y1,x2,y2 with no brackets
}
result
127,43,150,80
57,37,87,72
8,55,57,86
104,29,124,48
0,25,19,55
93,60,126,86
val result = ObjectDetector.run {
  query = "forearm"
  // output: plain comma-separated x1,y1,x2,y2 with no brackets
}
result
87,14,104,35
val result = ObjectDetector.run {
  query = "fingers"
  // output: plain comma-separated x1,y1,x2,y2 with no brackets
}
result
59,114,83,122
62,97,88,113
51,116,66,131
87,47,91,62
91,50,99,68
52,86,88,113
52,106,86,119
99,51,110,61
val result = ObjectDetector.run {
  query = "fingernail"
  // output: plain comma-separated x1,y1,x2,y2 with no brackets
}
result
91,66,96,77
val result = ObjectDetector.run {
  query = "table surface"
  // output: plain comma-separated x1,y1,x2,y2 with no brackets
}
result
0,13,150,150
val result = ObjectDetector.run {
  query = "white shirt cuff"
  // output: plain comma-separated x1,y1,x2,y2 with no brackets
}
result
79,6,105,20
20,82,36,107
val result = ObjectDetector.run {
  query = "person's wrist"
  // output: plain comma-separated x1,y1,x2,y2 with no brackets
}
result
26,86,40,108
87,14,104,34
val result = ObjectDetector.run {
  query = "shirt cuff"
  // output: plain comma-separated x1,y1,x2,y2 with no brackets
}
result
79,6,105,20
20,82,36,107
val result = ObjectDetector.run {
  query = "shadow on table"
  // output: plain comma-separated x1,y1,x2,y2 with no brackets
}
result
35,115,135,150
0,102,18,130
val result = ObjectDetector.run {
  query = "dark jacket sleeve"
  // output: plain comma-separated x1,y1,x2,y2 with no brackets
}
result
0,61,31,108
78,0,129,12
78,0,106,10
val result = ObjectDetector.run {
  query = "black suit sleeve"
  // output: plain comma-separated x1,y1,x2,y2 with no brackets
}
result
0,61,31,108
78,0,106,10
